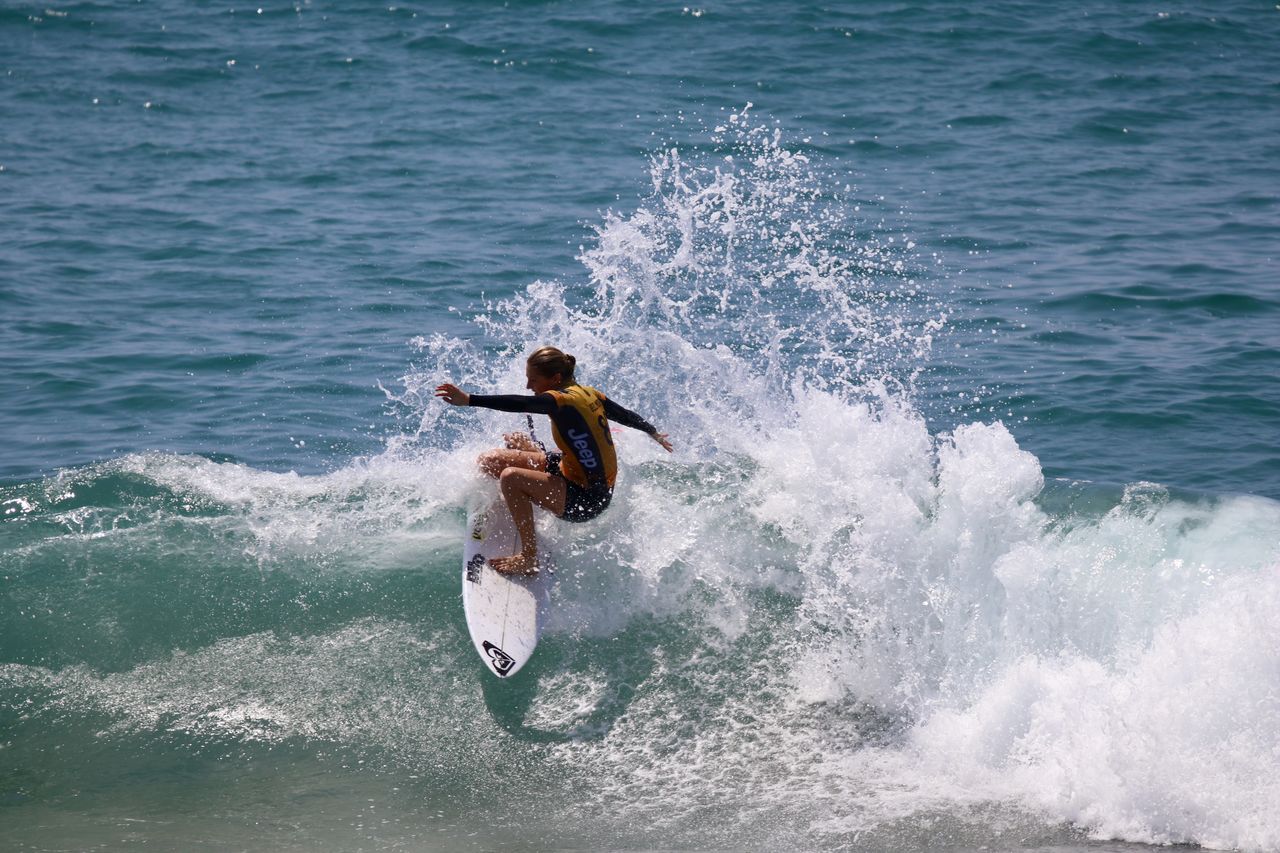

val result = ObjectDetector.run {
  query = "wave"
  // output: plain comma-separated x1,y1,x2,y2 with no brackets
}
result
4,108,1278,850
5,444,1276,848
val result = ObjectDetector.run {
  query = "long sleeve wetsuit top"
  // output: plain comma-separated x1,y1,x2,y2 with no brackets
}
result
468,384,657,489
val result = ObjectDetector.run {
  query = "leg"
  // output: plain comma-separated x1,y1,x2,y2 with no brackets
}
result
477,448,546,479
490,468,567,576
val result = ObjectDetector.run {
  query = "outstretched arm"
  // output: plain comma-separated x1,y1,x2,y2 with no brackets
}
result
434,384,558,415
468,393,557,415
602,397,673,453
434,383,470,406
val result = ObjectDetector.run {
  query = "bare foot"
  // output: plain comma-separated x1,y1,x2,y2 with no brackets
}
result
490,552,538,577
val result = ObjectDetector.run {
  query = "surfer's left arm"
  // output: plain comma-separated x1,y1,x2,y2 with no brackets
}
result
602,396,674,453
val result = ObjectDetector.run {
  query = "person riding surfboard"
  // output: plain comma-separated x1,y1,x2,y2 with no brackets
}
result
435,346,673,576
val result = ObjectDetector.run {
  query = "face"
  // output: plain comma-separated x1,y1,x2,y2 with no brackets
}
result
525,364,562,394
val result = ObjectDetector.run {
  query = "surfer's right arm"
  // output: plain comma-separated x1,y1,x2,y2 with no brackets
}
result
434,385,559,414
465,393,558,415
434,383,470,406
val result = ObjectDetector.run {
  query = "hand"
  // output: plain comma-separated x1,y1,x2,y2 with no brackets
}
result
504,432,537,451
651,432,673,453
434,383,470,406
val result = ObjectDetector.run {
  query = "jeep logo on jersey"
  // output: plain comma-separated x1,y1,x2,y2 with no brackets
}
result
482,641,515,675
567,428,599,469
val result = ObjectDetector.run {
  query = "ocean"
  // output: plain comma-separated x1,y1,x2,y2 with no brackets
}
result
2,1,1279,850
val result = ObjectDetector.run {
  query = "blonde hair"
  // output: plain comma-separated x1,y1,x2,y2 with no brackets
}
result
527,346,576,382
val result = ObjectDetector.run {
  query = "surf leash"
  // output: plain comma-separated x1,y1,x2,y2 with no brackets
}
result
526,414,547,454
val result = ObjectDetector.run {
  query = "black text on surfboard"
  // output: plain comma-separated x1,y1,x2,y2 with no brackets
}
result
465,554,484,584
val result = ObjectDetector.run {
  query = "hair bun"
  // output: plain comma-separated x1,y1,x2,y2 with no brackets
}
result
527,346,577,381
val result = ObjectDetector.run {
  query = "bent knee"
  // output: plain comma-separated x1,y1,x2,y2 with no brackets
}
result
477,451,504,477
498,466,538,492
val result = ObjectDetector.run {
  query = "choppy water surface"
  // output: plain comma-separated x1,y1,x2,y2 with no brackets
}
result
3,2,1279,851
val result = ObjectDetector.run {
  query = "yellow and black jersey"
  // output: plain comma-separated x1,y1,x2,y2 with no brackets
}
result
468,384,657,489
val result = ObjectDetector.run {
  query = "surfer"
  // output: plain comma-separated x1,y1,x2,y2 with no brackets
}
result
435,346,672,576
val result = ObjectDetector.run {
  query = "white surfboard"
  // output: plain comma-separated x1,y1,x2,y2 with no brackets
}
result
462,499,553,678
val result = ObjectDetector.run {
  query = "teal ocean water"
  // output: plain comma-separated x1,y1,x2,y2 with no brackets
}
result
3,2,1279,850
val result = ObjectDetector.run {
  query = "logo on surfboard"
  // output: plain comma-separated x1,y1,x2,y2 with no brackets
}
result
482,641,516,676
465,554,484,584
